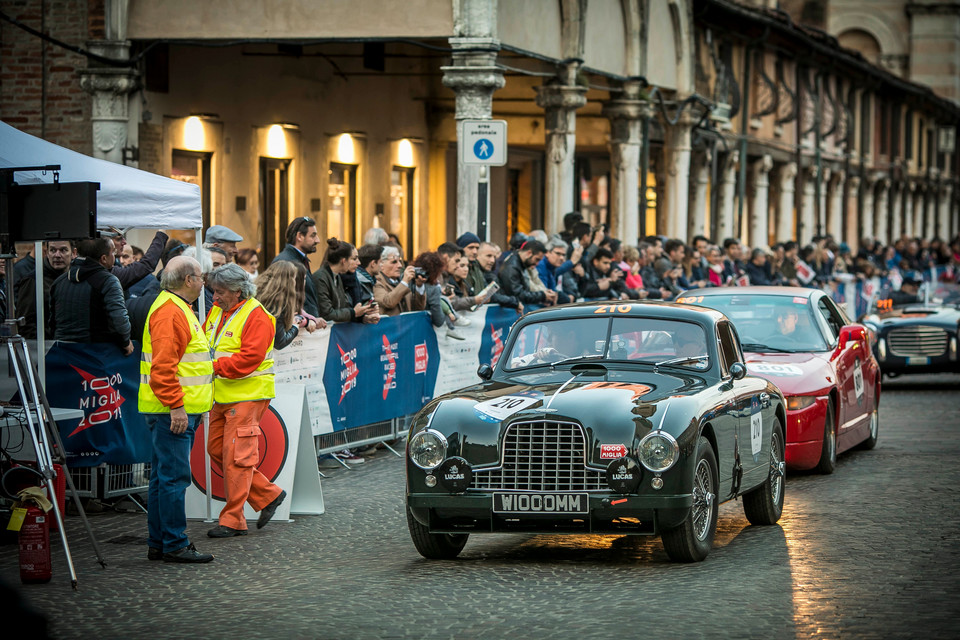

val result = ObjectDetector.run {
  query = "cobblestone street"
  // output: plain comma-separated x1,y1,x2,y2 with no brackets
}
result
2,374,959,640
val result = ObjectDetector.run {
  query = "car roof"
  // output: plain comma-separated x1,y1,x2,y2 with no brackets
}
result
683,286,820,300
521,300,728,326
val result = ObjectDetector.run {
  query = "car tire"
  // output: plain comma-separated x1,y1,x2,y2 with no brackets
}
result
742,419,785,526
816,400,837,475
405,505,468,559
661,436,718,563
858,409,879,451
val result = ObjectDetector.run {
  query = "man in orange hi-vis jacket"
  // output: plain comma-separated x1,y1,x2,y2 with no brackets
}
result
202,263,285,538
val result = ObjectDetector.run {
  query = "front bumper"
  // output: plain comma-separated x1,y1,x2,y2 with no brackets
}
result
407,491,693,535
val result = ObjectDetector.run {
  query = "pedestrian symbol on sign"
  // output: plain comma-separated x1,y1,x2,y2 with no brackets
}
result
474,138,493,160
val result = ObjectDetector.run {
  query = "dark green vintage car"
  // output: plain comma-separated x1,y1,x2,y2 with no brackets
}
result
405,301,787,562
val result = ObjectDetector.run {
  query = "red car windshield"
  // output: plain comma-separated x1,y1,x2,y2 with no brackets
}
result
697,294,828,352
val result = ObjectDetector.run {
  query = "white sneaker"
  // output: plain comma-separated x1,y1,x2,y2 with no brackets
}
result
453,316,471,327
446,328,465,340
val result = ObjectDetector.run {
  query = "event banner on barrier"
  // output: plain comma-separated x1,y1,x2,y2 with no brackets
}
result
44,341,150,467
322,312,440,430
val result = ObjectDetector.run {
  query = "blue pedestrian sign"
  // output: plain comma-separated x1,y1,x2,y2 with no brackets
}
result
474,138,494,160
460,119,507,166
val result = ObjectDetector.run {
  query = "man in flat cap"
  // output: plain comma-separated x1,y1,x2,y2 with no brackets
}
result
204,225,243,262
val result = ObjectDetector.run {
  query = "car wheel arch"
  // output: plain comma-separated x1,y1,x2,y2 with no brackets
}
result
828,388,840,432
698,423,719,470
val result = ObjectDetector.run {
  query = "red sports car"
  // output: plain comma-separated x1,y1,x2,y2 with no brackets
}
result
679,287,880,473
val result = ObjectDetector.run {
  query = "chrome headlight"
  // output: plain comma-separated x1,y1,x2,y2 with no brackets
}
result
638,431,679,473
950,336,957,361
408,429,448,470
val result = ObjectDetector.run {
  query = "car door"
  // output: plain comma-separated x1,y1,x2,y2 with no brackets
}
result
818,295,870,448
816,295,867,450
717,321,768,491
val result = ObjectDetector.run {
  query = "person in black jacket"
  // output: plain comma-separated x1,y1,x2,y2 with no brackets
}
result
743,248,783,286
313,238,379,324
14,240,74,339
101,227,168,293
497,240,556,307
272,217,322,318
579,248,638,301
49,237,133,355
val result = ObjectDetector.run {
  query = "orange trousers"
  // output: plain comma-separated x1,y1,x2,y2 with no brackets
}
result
207,400,283,530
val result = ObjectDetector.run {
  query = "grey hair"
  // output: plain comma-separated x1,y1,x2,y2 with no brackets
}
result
207,263,256,299
380,245,401,261
527,229,548,244
545,237,568,253
363,227,389,246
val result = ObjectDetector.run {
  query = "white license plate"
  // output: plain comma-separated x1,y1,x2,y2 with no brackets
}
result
907,357,930,365
493,492,588,514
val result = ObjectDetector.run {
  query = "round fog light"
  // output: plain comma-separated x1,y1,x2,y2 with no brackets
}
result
425,475,437,487
651,476,663,490
437,457,472,493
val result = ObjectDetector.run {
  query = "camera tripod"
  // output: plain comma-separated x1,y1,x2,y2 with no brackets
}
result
2,271,106,589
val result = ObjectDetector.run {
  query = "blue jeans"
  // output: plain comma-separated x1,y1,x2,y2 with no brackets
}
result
145,413,200,553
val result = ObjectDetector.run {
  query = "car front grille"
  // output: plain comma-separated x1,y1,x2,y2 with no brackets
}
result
888,326,948,357
470,420,607,492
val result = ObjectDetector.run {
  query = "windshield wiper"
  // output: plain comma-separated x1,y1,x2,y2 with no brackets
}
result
654,355,708,372
550,354,604,370
741,342,793,353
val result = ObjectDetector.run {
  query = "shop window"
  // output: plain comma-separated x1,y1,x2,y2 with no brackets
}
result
575,156,609,228
259,157,290,264
328,162,357,245
171,149,211,229
390,167,414,260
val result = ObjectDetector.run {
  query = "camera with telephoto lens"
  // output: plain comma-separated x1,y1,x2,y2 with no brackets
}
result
413,267,428,279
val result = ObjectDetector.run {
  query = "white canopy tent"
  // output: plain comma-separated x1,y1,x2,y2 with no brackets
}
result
0,119,205,372
0,120,201,229
0,120,219,518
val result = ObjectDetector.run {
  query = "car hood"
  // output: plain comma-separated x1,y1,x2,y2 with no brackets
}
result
743,351,834,396
422,368,712,467
871,306,960,331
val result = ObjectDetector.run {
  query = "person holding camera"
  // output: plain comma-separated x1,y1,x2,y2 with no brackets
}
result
374,245,427,316
578,247,639,301
313,238,380,325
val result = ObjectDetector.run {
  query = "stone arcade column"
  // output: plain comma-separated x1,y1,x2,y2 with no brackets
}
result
747,155,773,248
845,175,860,246
800,165,818,245
662,110,695,239
602,84,647,243
861,176,877,247
537,62,588,235
874,178,891,246
774,162,798,244
940,183,955,240
903,181,916,240
441,36,505,238
827,170,845,242
819,168,832,239
913,184,925,238
717,151,740,242
687,148,711,241
889,182,903,242
79,41,138,164
924,177,938,240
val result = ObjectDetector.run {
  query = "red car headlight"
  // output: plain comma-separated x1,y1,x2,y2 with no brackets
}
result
786,396,817,411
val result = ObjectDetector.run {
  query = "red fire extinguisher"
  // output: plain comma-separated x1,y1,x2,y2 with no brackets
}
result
18,504,52,584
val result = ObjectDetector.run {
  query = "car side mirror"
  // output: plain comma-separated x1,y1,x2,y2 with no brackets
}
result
837,325,864,349
477,363,493,380
729,362,747,380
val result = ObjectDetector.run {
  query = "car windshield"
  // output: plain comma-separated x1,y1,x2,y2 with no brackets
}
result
504,316,710,371
695,294,828,352
870,280,960,318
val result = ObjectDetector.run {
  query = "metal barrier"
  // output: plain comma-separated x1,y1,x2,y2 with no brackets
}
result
314,414,414,458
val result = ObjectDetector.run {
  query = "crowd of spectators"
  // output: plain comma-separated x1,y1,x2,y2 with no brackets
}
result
9,212,959,466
